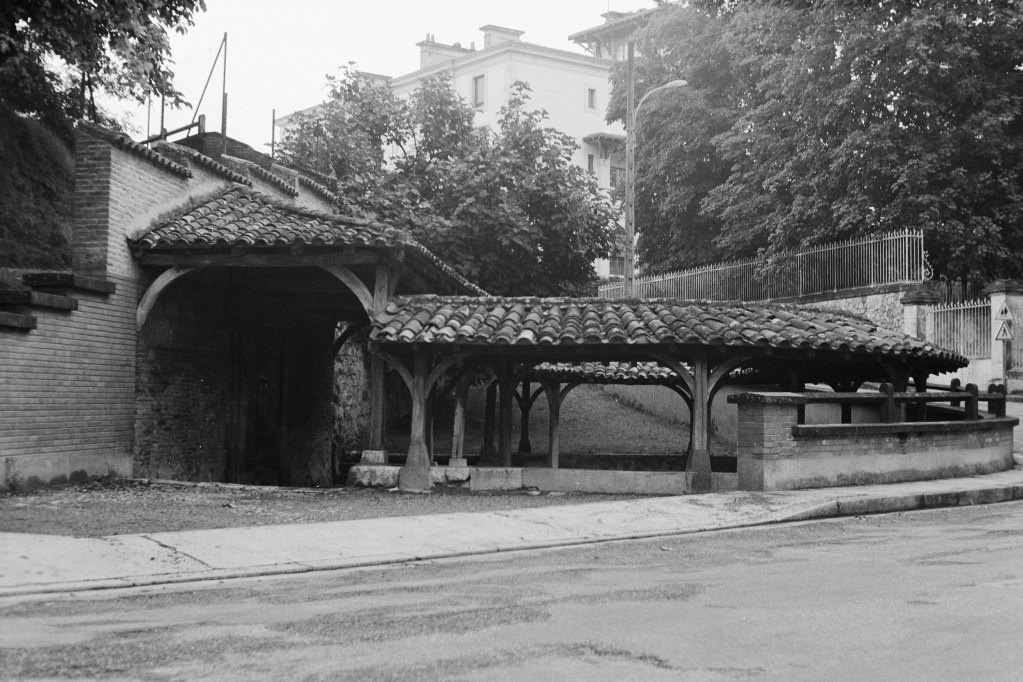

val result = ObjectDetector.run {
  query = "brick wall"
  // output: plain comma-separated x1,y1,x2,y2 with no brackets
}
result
735,396,1016,491
3,124,364,489
1,126,235,490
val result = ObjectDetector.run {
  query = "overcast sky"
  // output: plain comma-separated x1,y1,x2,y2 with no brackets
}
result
125,0,653,152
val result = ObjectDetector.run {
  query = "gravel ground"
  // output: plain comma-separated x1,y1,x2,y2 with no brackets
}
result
0,477,653,538
0,385,693,538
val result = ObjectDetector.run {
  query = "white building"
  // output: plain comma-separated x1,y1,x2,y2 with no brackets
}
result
388,25,626,192
278,10,657,278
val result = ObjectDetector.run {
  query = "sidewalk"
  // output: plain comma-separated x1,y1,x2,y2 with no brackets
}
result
2,467,1022,597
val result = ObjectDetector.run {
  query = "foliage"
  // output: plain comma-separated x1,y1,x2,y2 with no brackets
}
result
0,0,206,140
612,1,1023,286
277,71,618,296
0,104,73,270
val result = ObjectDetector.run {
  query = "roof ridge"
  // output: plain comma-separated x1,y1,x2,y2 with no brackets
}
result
77,120,191,178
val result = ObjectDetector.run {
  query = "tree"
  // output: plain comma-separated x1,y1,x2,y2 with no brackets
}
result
277,72,618,296
0,0,206,140
613,1,1023,287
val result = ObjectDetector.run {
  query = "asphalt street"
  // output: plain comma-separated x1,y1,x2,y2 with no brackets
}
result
2,501,1022,681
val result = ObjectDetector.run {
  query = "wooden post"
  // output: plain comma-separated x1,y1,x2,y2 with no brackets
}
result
368,265,392,450
517,379,532,454
425,385,435,460
988,383,1007,417
965,383,979,420
879,382,895,423
951,378,962,407
498,374,514,467
451,375,469,459
688,354,712,492
543,381,561,469
480,380,497,463
912,372,929,421
399,353,432,491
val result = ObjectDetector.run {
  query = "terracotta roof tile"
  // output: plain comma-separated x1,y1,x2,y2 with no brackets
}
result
532,361,679,384
372,295,967,371
131,187,486,295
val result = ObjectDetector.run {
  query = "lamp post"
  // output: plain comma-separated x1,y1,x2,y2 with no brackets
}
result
624,41,688,297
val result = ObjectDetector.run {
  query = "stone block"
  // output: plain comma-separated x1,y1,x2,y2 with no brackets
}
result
360,450,388,465
470,467,523,491
448,457,468,467
444,467,471,484
347,464,399,488
399,464,432,492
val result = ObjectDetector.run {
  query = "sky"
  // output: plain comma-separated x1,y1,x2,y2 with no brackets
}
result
125,0,654,153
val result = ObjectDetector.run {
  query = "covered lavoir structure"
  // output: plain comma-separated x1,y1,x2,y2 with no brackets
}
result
368,295,1014,492
3,121,1014,494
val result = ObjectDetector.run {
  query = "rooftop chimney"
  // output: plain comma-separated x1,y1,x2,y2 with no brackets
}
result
479,25,525,49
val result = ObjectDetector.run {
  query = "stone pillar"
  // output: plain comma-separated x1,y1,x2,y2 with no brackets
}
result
984,279,1023,387
731,393,801,491
901,284,940,340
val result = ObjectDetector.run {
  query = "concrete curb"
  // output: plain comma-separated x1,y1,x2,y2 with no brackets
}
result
2,477,1022,599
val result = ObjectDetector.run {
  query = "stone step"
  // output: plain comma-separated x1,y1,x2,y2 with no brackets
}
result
0,310,37,330
21,272,115,296
0,289,78,311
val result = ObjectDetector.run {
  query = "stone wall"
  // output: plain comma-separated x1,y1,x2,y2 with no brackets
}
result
134,273,234,481
734,394,1016,491
784,283,912,331
333,331,371,468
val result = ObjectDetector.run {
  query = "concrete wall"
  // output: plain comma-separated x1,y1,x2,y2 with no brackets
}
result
736,397,1016,491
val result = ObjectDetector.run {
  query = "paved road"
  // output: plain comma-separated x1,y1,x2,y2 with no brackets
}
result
2,501,1022,681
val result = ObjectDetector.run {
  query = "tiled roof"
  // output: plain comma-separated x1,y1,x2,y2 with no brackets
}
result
298,174,338,204
532,362,679,384
132,187,486,295
78,121,190,178
251,165,299,197
155,142,253,186
372,295,967,369
134,186,403,250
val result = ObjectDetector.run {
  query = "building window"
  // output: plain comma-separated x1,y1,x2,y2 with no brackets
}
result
586,87,597,110
610,166,626,190
587,154,596,175
472,75,486,107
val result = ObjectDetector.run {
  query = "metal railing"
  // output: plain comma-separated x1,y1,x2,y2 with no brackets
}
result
927,298,991,358
599,230,927,301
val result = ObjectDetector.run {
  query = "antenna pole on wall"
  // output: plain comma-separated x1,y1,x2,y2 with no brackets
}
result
271,108,276,160
221,32,228,155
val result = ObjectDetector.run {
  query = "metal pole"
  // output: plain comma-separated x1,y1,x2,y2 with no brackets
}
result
271,108,276,161
221,32,228,155
624,42,636,297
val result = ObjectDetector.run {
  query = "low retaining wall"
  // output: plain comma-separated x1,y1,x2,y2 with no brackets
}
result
733,393,1017,491
347,463,737,495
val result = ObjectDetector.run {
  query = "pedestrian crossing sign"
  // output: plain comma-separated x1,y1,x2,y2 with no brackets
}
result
996,320,1013,341
996,302,1013,320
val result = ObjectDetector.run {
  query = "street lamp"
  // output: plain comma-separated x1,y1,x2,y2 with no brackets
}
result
624,42,688,297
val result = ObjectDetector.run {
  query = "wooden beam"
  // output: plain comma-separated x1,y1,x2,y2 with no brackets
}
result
137,267,193,330
137,251,381,267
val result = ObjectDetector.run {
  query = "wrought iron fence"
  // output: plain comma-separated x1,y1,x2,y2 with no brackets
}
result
927,299,991,359
598,230,928,301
